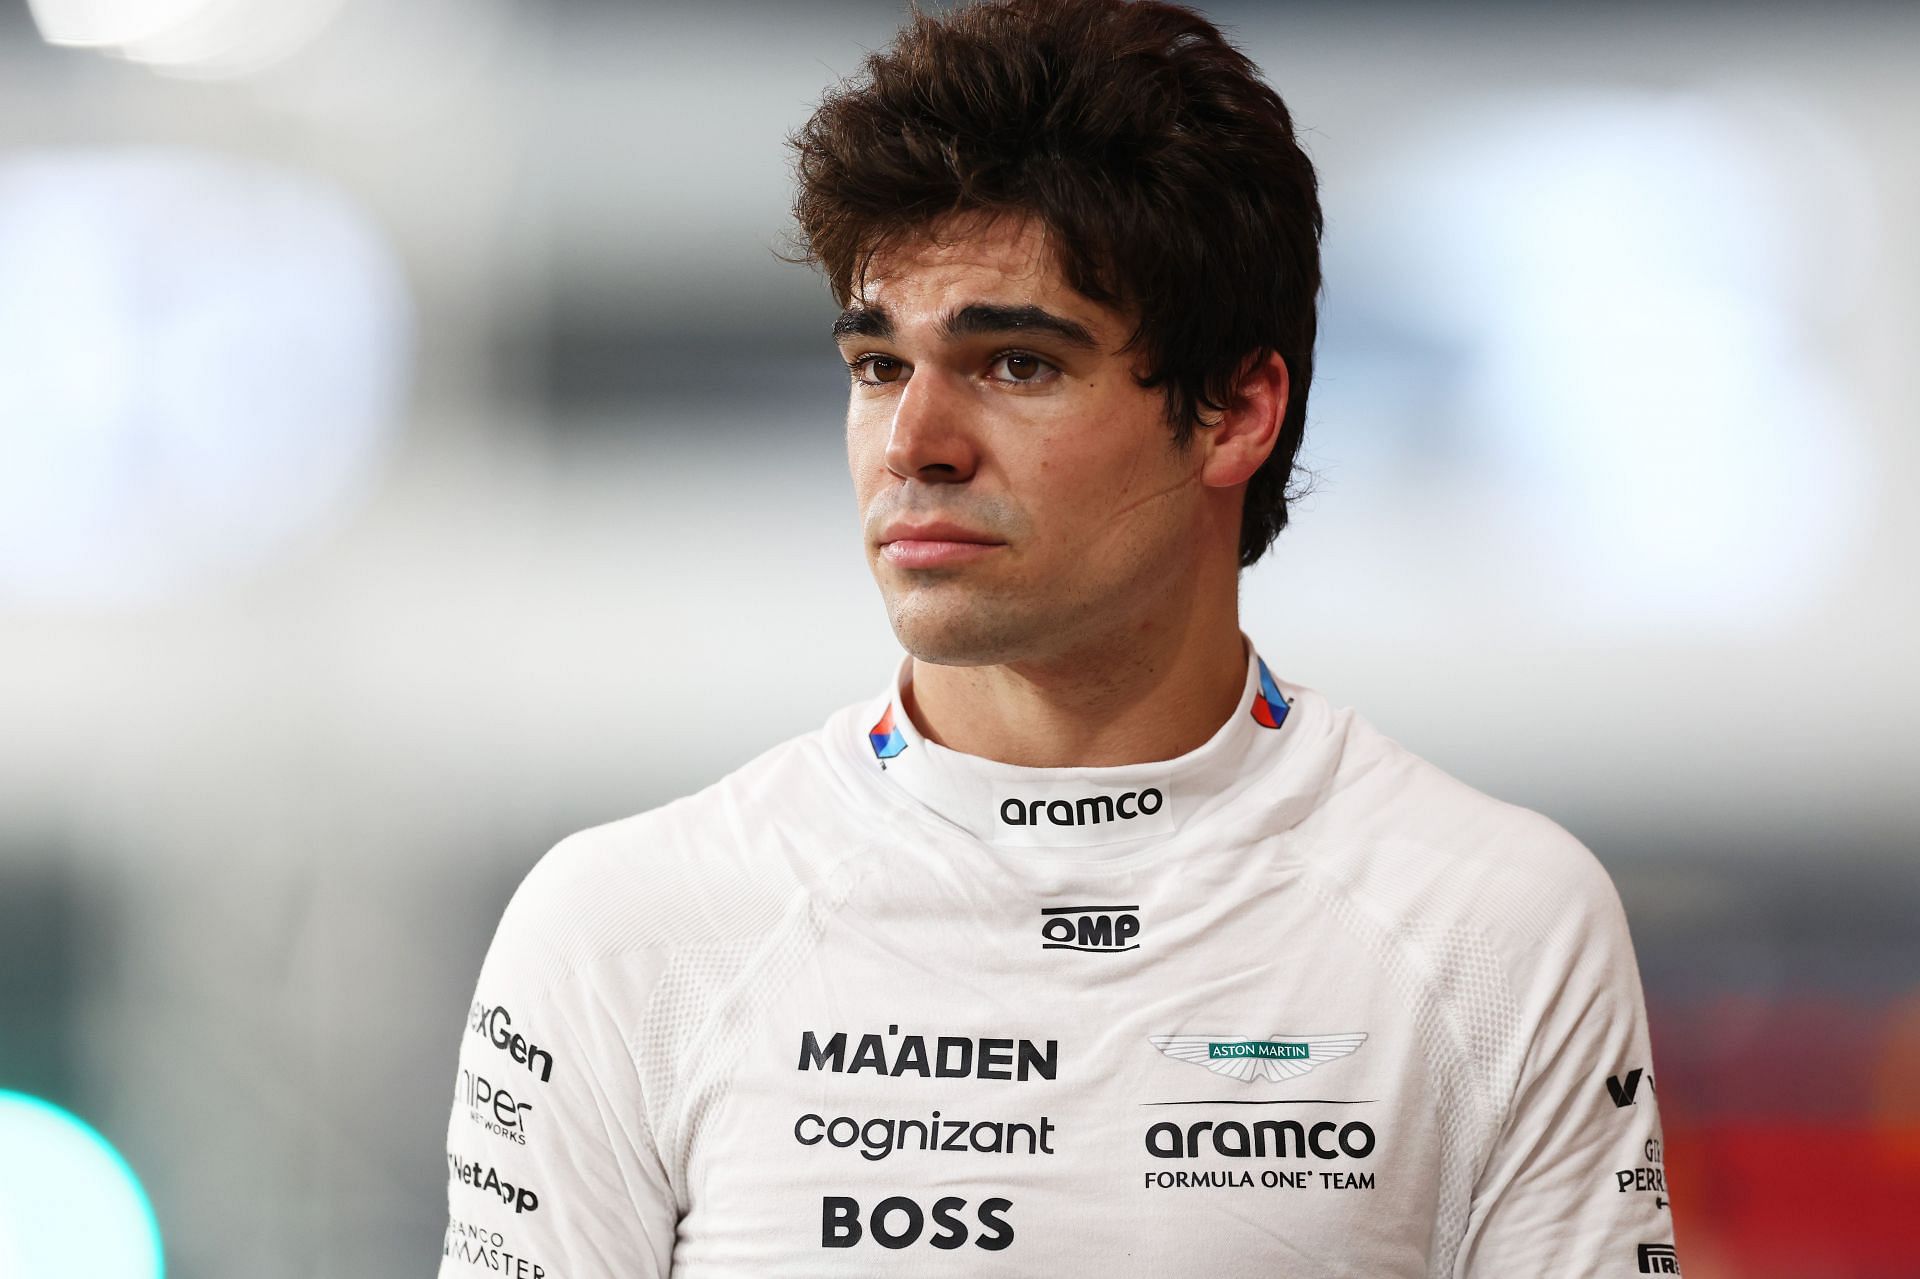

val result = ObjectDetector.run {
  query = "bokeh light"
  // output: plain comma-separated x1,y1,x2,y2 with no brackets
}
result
0,1092,162,1279
0,147,413,609
1318,90,1876,635
25,0,347,79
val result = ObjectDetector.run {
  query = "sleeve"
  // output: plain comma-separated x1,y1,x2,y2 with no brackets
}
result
439,872,680,1279
1453,858,1681,1277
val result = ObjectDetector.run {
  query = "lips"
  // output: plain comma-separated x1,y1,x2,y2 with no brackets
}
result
878,520,1002,546
877,519,1006,569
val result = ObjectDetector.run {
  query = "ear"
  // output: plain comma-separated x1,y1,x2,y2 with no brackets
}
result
1197,350,1288,490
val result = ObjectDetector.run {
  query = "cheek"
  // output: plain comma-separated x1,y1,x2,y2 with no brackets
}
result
1036,417,1158,511
1009,445,1120,558
845,410,884,488
1039,441,1188,564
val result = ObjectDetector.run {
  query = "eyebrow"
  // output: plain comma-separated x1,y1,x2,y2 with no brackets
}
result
831,302,1100,350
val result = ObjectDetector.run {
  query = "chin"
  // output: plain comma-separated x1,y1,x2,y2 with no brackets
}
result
885,594,1040,668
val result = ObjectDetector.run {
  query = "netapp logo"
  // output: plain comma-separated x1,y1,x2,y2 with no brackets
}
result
999,788,1162,829
1636,1242,1680,1273
470,1003,555,1084
798,1026,1057,1081
1040,905,1140,953
449,1152,540,1214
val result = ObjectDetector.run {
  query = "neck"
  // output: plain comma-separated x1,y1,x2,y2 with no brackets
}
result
902,607,1249,769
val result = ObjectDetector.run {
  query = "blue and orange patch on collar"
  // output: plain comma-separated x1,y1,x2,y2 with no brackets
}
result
1251,656,1290,730
869,703,907,760
874,660,1285,755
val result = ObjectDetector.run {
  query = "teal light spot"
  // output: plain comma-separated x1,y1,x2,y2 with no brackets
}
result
0,1091,163,1278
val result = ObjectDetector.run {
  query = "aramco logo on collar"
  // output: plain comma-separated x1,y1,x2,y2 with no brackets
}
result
869,703,907,760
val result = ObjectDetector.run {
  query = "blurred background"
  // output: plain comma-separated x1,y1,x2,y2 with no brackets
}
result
1,0,1915,1274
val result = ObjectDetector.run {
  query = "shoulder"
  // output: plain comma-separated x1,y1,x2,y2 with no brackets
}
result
1293,692,1628,956
483,709,867,998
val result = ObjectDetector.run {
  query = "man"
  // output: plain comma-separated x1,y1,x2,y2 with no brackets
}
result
441,1,1680,1275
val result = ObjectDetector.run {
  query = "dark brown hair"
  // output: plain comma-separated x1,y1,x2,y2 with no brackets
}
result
788,0,1323,567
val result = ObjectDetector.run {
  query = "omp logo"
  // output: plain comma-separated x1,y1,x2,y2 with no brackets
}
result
1636,1242,1680,1273
1151,1033,1367,1083
1607,1068,1654,1108
1040,905,1140,953
999,788,1163,829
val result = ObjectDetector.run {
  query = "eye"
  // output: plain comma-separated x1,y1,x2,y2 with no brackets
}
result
846,354,907,386
989,351,1058,385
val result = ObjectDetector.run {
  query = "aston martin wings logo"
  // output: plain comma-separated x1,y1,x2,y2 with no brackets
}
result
1149,1033,1368,1083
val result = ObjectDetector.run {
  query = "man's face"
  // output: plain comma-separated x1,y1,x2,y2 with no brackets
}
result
839,213,1210,667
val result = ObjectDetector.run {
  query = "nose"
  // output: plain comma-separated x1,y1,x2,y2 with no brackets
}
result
884,368,979,483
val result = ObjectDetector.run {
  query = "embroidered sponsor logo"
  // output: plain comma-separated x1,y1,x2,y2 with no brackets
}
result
991,782,1175,846
1039,904,1140,953
448,1152,540,1214
469,1002,555,1084
443,1217,547,1277
1144,1116,1377,1161
454,1070,534,1145
1150,1033,1367,1083
821,1195,1015,1251
1209,1040,1309,1060
1618,1134,1671,1209
794,1110,1057,1161
798,1026,1058,1081
868,704,907,761
1251,656,1291,729
999,788,1162,828
1636,1241,1680,1273
1607,1067,1654,1108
